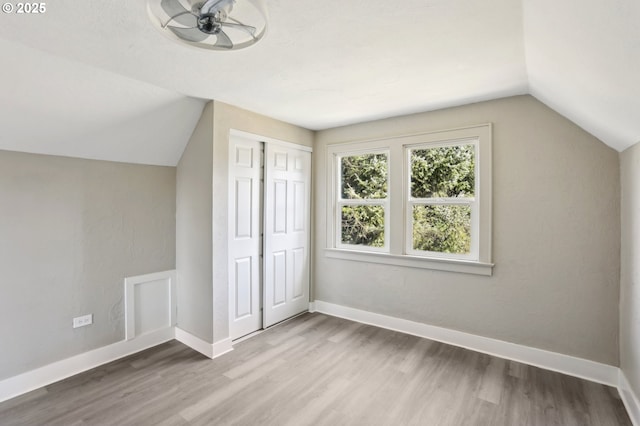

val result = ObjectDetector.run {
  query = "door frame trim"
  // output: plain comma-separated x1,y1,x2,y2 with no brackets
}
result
231,129,313,153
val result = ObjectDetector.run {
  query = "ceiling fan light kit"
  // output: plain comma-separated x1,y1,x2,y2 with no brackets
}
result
148,0,268,51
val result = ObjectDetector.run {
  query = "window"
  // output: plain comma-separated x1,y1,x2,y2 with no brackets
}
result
337,152,389,251
407,142,477,260
326,124,493,276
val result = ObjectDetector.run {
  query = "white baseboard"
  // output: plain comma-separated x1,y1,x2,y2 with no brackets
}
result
212,338,234,358
0,327,174,404
314,300,619,387
619,370,640,426
175,327,214,358
174,327,233,359
1,326,235,404
308,301,317,313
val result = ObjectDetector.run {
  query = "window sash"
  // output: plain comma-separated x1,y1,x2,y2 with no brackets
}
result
404,139,479,260
335,149,390,252
406,199,479,260
336,200,390,252
337,150,389,202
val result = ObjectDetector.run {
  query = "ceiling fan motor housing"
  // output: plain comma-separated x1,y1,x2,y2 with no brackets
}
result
198,15,222,34
149,0,268,50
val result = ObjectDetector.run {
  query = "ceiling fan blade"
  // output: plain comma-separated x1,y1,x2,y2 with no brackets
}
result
215,30,234,49
167,26,210,42
161,0,196,26
201,0,233,14
221,22,256,37
227,16,253,28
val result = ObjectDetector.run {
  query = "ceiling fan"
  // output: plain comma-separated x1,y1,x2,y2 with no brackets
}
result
154,0,267,50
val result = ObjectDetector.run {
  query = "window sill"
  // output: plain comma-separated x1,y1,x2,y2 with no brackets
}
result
324,248,494,276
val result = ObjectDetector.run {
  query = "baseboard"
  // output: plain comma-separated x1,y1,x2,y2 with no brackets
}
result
314,300,619,387
0,326,235,404
212,338,234,358
0,327,174,404
619,370,640,426
174,327,214,358
174,327,233,359
308,301,317,313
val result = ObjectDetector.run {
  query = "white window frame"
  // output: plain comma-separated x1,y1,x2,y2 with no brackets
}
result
405,139,479,261
335,149,390,253
325,124,493,276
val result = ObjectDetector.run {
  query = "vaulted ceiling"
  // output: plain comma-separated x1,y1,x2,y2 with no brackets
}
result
0,0,638,165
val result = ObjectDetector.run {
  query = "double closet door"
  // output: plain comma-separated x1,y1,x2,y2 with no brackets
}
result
228,133,311,340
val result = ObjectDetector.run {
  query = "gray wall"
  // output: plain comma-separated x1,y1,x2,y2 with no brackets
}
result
176,101,214,343
211,101,314,343
314,95,621,365
0,150,176,380
620,141,640,396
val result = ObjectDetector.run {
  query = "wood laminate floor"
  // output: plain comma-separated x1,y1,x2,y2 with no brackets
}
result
0,313,632,425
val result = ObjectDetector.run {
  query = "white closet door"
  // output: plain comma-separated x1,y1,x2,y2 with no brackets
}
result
228,136,263,340
263,143,311,328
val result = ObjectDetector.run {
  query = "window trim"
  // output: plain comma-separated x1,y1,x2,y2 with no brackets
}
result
324,248,494,276
325,124,493,276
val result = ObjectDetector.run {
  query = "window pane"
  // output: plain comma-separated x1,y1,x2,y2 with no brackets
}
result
411,144,475,198
341,153,387,199
341,205,385,247
413,205,471,254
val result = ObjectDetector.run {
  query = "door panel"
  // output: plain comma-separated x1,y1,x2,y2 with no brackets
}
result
263,144,311,328
235,179,252,238
293,181,305,232
292,248,305,299
234,257,252,317
229,136,262,340
273,180,287,234
272,251,287,306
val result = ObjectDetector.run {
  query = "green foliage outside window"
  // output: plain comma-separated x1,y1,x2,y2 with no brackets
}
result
411,145,475,198
339,145,475,253
412,205,471,253
411,145,475,254
340,154,387,247
411,144,475,254
341,154,387,199
341,205,385,247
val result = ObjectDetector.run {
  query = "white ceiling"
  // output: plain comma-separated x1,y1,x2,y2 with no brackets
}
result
0,0,637,165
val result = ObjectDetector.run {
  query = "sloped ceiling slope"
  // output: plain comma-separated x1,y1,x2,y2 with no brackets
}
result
0,37,205,166
523,0,640,152
0,0,637,166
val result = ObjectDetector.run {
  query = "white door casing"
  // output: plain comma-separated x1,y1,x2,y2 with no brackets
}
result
228,135,263,340
263,143,311,328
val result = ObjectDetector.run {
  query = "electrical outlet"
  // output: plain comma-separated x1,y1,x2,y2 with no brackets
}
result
73,314,93,329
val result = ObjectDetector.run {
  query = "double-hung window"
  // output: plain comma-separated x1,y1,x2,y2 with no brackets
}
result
337,151,389,252
407,141,477,260
326,124,493,276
